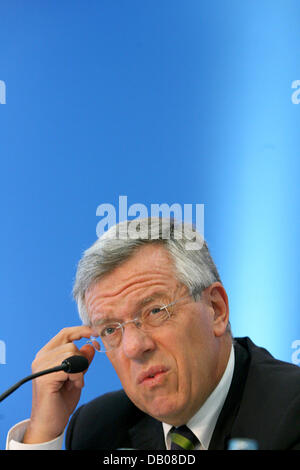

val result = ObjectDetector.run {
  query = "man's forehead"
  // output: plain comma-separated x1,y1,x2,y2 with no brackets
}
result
85,271,178,310
85,244,179,313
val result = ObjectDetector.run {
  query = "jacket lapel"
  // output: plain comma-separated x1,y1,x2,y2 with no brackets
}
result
128,414,166,450
209,340,250,449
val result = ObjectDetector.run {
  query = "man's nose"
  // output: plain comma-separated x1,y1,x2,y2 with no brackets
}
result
121,322,156,359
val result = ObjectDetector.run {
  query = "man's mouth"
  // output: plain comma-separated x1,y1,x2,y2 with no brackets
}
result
137,366,169,385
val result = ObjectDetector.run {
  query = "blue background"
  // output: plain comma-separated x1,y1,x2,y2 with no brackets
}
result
1,0,300,449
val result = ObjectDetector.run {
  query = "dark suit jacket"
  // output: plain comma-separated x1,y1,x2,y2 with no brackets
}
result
65,337,300,450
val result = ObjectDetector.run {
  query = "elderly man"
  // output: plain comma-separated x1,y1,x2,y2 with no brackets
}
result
6,218,300,450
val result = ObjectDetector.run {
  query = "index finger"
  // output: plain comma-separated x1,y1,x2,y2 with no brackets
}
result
40,326,99,353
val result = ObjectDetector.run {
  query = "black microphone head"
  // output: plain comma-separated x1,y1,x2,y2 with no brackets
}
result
61,355,89,373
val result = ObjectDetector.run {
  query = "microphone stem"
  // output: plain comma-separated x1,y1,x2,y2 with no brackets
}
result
0,365,64,402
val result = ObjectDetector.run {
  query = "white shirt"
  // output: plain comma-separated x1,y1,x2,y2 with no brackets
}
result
6,345,234,450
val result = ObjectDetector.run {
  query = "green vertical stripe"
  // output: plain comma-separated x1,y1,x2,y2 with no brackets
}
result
170,432,195,450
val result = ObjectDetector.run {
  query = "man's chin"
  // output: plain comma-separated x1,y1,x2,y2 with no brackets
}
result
138,396,184,424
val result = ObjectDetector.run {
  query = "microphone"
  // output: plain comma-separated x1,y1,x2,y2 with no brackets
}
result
61,355,89,373
0,355,89,403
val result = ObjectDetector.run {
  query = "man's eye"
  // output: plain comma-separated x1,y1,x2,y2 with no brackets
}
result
101,326,117,337
150,306,162,315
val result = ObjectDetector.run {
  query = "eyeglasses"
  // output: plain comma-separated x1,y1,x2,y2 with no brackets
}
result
86,294,191,353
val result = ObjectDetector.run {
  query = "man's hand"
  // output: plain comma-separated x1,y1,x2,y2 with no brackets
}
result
23,326,98,444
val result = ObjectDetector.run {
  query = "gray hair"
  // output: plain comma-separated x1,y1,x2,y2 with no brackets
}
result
73,217,222,326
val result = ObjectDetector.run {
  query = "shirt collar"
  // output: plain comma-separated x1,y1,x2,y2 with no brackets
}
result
162,343,235,450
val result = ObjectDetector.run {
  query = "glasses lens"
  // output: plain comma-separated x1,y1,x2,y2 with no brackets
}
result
141,305,170,329
87,321,123,352
86,336,108,353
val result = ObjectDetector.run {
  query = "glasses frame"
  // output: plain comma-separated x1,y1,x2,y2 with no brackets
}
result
86,293,191,353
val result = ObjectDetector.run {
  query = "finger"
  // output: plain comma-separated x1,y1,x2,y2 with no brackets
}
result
34,341,80,364
80,344,95,365
65,375,85,391
79,344,96,375
67,372,85,386
33,369,70,389
40,326,99,353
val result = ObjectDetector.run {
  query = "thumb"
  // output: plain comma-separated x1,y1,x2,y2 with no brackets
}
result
80,344,96,367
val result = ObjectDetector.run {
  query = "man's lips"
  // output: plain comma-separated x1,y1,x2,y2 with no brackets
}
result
137,366,169,385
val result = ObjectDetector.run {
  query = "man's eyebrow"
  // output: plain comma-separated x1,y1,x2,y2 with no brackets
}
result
91,292,168,326
138,292,168,307
92,314,120,326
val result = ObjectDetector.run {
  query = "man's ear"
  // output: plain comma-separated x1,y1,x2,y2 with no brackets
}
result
204,282,230,337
